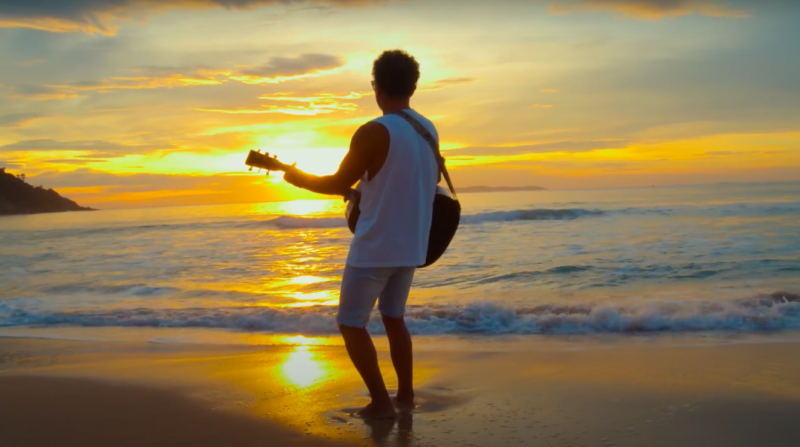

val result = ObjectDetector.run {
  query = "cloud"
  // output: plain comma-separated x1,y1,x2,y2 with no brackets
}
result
234,54,344,84
0,160,21,169
418,77,478,92
548,0,752,20
12,84,79,100
529,104,553,108
0,112,46,127
444,140,630,157
0,139,171,158
198,90,366,116
10,59,342,100
0,0,390,35
541,89,559,93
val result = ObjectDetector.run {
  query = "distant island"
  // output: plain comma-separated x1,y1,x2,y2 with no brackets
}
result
458,185,548,194
0,168,94,215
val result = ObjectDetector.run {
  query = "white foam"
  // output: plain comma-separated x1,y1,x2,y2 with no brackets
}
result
3,295,800,335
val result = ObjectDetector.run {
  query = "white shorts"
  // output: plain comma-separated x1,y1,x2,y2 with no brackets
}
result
336,265,416,328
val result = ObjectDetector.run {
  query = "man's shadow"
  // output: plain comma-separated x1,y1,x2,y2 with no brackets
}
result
363,412,414,446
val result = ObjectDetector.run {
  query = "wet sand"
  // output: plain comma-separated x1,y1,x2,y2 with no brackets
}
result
0,376,350,447
3,334,800,446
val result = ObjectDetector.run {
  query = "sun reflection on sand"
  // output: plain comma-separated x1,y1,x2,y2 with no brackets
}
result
279,345,331,388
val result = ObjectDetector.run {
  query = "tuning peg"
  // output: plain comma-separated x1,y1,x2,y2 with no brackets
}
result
257,149,261,153
273,154,277,159
248,166,253,172
267,170,271,175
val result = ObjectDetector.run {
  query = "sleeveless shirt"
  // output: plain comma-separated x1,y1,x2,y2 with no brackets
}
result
345,109,439,267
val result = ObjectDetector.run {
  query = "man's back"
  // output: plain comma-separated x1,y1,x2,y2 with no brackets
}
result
346,109,439,268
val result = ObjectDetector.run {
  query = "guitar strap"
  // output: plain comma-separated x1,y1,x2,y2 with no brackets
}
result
390,110,459,202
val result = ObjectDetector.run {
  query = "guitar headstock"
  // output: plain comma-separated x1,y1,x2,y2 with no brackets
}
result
245,149,290,174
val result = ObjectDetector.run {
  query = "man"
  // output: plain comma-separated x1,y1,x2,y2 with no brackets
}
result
283,50,440,419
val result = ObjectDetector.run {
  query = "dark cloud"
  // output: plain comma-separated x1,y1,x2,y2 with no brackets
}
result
13,84,77,100
239,54,343,78
0,0,387,35
0,112,45,127
0,139,171,158
0,160,21,169
444,140,630,157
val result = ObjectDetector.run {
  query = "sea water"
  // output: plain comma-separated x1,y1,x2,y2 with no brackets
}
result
1,182,799,337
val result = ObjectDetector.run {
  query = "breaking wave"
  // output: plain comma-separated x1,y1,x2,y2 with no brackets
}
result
252,208,608,230
2,292,799,335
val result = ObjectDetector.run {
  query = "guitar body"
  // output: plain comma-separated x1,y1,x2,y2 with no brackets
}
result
345,184,460,268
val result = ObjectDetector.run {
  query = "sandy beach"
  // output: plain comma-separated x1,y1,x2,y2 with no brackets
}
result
3,332,800,447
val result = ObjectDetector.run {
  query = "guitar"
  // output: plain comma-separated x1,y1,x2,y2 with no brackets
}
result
244,149,294,176
244,148,459,267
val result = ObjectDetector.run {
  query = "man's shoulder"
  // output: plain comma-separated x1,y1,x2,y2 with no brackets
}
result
409,111,438,140
351,121,390,155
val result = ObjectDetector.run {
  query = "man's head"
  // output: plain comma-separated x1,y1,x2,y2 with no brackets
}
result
372,50,419,110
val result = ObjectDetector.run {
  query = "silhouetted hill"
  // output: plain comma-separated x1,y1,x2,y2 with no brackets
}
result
0,168,94,215
459,185,547,194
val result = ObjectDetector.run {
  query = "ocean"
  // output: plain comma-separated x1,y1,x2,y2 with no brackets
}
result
1,182,799,339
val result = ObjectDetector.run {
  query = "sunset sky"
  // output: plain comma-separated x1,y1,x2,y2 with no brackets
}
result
1,0,799,208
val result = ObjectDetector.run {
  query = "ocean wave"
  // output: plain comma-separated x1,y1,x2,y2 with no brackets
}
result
2,292,799,335
461,208,605,224
237,216,346,230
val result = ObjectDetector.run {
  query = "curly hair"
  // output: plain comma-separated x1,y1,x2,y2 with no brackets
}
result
372,50,420,98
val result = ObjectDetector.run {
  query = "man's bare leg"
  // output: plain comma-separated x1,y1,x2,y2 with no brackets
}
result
339,324,396,419
382,314,415,410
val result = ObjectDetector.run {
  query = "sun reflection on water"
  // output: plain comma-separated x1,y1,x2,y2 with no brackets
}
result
248,199,343,217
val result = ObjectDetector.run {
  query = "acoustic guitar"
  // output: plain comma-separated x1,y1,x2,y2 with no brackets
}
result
244,148,459,267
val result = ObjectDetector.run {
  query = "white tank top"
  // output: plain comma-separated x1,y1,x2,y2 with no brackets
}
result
346,109,439,267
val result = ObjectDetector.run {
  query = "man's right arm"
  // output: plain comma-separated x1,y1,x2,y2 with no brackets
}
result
283,122,389,196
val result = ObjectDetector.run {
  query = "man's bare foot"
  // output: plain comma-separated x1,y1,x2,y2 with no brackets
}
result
392,394,416,412
357,401,397,420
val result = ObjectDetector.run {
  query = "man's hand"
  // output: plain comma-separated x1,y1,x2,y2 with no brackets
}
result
282,165,306,188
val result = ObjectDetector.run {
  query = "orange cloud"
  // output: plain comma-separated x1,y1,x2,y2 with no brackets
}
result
230,54,344,85
197,90,365,116
548,0,751,20
418,77,478,92
10,56,344,100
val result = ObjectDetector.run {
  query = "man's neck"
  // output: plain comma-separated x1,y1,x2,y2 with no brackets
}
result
381,98,411,115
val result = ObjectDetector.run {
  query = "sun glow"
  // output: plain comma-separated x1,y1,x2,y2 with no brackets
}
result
279,345,330,388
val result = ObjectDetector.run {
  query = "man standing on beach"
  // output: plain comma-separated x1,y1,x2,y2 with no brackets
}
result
283,50,440,419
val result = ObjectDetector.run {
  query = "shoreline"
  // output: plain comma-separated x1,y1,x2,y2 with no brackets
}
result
3,333,800,446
